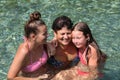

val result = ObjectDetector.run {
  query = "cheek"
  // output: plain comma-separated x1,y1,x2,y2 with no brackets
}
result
42,35,47,40
56,34,62,40
72,38,78,43
80,39,88,47
38,35,46,41
80,38,87,43
68,34,72,38
72,38,87,45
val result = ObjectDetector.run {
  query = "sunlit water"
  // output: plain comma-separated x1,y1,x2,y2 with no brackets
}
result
0,0,120,80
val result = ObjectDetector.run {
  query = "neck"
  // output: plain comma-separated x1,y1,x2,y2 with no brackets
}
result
59,43,71,50
79,46,88,54
27,41,44,52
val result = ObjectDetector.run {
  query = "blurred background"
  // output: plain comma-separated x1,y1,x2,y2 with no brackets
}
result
0,0,120,80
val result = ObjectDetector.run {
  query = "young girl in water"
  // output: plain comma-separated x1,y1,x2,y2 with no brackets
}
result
52,22,107,80
7,11,52,80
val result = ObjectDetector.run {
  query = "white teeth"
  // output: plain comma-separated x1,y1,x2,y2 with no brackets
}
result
63,40,68,41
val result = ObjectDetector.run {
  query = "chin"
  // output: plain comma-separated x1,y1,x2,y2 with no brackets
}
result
62,42,70,45
75,45,81,48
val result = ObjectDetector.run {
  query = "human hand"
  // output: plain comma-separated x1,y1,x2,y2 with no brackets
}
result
51,37,58,47
37,74,49,80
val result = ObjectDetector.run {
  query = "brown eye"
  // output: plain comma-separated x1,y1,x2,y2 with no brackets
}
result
73,37,81,39
67,32,71,35
77,37,81,39
61,33,65,35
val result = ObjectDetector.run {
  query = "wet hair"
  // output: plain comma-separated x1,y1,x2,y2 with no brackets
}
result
73,22,107,64
24,11,45,38
52,16,73,33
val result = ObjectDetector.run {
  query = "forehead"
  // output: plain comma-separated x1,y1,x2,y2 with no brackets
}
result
72,30,84,36
38,25,47,32
56,26,71,33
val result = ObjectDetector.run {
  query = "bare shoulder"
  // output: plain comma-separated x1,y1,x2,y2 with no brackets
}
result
16,42,29,56
89,43,96,49
88,44,98,61
89,44,97,54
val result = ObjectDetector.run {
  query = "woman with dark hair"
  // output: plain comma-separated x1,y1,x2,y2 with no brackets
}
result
47,16,79,77
7,11,50,80
52,22,107,80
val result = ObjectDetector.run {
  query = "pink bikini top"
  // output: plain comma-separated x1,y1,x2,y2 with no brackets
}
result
22,50,48,73
79,47,88,65
77,47,89,76
78,47,103,77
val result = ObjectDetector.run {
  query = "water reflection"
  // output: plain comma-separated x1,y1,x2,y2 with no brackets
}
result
0,0,120,80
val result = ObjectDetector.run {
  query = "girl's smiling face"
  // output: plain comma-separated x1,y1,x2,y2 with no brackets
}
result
72,30,88,48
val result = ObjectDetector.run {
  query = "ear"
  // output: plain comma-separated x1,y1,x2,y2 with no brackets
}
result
54,32,57,39
86,34,90,41
30,33,36,41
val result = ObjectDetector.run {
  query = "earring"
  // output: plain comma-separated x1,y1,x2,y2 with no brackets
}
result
87,38,90,42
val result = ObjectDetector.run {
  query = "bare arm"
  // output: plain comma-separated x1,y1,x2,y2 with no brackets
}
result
14,74,49,80
46,41,56,57
88,45,99,78
7,43,28,80
14,77,38,80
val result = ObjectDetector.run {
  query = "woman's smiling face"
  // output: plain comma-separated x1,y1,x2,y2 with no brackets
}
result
55,26,72,46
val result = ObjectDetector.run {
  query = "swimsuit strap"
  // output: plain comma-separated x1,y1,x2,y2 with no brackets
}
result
26,42,33,64
78,47,103,77
77,69,103,77
79,47,88,65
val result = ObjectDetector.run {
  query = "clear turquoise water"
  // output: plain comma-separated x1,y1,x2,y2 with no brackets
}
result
0,0,120,80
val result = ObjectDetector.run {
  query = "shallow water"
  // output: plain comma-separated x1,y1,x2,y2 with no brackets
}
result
0,0,120,80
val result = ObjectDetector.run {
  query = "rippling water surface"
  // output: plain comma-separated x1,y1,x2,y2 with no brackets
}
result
0,0,120,80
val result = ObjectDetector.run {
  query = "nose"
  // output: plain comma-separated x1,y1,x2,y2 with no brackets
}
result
64,34,68,39
72,38,78,43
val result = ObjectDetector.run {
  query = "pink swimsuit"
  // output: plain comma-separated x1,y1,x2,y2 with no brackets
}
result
77,47,103,77
22,51,48,73
77,47,88,75
21,39,48,73
22,37,48,73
